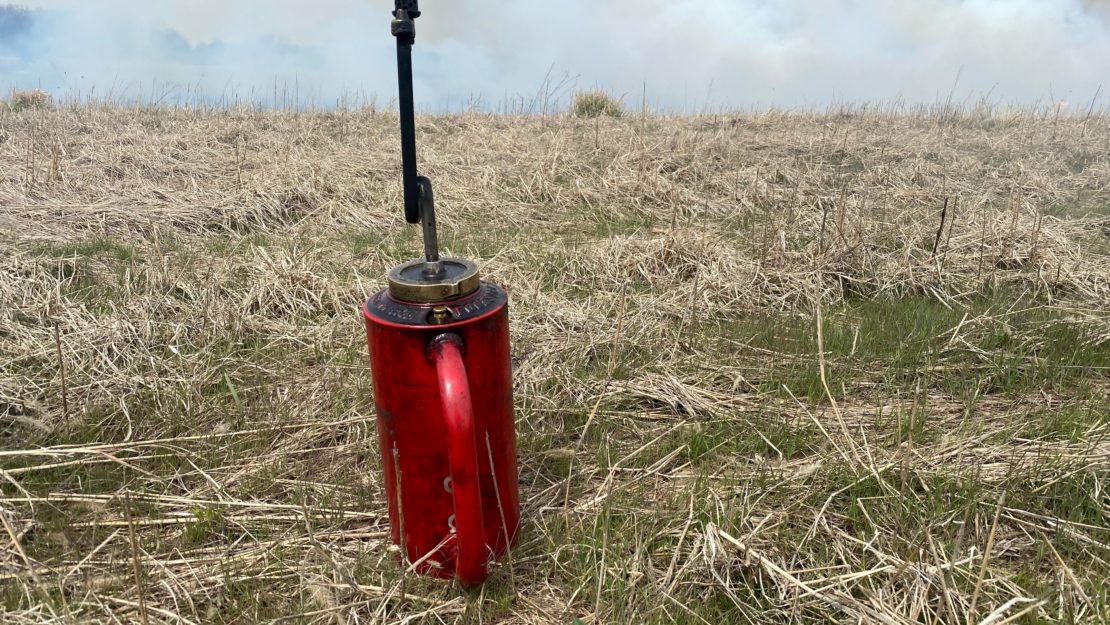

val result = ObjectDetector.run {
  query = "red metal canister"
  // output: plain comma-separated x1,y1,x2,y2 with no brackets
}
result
372,1,518,587
363,259,519,587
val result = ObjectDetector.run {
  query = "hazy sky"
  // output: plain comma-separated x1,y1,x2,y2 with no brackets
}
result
2,0,1109,110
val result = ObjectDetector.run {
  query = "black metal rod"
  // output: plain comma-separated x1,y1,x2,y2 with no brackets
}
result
417,176,443,276
396,31,420,224
392,2,440,272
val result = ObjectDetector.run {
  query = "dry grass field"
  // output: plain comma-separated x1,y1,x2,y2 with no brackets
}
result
2,103,1110,624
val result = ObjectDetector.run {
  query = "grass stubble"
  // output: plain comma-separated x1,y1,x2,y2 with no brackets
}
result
0,102,1109,623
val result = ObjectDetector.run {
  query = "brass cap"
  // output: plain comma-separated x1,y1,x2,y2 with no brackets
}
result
387,257,481,303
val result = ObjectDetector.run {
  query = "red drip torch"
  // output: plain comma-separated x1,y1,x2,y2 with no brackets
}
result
362,1,520,587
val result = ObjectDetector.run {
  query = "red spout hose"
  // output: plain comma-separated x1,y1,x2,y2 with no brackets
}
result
430,333,487,587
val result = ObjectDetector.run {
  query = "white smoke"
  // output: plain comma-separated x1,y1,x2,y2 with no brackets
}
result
2,0,1109,110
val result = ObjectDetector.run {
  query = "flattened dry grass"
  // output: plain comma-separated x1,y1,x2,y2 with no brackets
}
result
1,104,1110,623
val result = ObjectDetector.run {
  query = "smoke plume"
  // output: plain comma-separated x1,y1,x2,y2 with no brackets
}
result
1,0,1108,110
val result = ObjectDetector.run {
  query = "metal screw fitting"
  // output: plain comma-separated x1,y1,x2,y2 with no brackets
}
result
391,17,415,38
429,306,451,324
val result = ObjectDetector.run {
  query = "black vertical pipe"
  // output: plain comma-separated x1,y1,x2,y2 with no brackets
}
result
396,32,420,224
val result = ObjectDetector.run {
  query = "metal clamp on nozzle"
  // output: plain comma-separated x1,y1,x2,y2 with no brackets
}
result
391,17,415,41
391,3,416,43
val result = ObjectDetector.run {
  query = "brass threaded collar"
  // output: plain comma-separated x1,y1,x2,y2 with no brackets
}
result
386,257,480,303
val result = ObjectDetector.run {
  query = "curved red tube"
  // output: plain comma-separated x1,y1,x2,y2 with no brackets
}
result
430,333,487,587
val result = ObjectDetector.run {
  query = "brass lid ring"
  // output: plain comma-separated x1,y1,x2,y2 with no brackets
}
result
387,257,481,303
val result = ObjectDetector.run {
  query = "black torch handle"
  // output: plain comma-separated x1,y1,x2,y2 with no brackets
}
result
392,2,421,224
391,1,443,277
